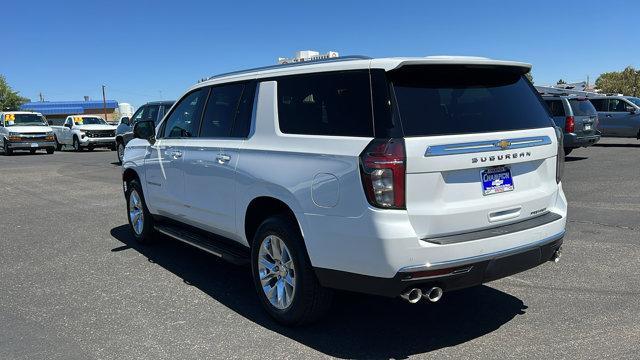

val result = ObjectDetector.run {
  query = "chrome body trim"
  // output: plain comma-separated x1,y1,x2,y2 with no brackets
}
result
425,135,552,157
398,230,565,273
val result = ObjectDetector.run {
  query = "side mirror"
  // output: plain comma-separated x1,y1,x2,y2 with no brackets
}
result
120,117,130,126
64,123,73,129
626,105,637,114
133,120,156,144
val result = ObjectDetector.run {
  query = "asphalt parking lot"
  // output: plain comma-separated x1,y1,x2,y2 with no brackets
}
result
0,139,639,359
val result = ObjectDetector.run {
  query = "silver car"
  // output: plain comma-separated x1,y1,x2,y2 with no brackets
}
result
589,96,640,138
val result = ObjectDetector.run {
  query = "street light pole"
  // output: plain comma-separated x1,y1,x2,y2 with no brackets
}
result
102,84,108,122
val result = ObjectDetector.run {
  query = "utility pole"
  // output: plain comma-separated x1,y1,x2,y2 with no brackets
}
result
102,85,108,122
39,92,44,102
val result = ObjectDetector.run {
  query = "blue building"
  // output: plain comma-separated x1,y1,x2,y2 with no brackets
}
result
20,100,119,125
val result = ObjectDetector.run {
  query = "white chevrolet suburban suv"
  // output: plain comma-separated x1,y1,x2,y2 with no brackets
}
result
50,115,117,151
122,56,567,325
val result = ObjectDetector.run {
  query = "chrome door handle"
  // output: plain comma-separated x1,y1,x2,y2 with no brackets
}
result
165,150,182,159
216,154,231,164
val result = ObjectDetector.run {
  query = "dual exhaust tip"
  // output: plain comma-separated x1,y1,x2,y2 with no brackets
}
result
400,286,443,304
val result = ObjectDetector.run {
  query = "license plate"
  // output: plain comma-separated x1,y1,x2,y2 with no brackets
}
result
584,124,592,131
30,143,39,148
481,166,514,196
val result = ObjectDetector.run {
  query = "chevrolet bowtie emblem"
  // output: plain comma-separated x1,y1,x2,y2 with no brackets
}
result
496,140,511,150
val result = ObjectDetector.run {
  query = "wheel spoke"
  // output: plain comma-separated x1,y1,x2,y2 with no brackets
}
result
276,279,285,308
259,257,275,273
283,273,295,287
259,271,276,286
264,283,277,302
271,237,283,261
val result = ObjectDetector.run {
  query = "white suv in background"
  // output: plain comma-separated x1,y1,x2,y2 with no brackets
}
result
122,56,567,325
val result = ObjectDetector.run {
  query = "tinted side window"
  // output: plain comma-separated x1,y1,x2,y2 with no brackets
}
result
589,99,606,111
231,82,256,138
277,71,374,137
131,106,145,124
199,83,244,138
142,105,160,123
161,88,208,139
608,99,627,112
544,100,566,117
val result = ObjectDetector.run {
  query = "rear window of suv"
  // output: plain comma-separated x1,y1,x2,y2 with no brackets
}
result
277,70,374,137
568,99,597,116
388,66,553,136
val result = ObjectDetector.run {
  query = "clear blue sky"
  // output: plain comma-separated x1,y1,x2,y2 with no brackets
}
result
2,0,638,108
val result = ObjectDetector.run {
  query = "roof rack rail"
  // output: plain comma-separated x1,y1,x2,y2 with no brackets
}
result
204,55,372,82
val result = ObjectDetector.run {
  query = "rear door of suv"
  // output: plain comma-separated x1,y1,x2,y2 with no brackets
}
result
384,65,559,239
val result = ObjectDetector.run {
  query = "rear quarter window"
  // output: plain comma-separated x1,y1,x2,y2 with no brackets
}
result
544,99,566,117
568,99,597,116
276,70,374,137
389,66,553,136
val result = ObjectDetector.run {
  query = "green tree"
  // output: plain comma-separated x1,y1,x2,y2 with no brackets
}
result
595,66,640,96
557,79,566,85
0,75,29,111
525,72,533,84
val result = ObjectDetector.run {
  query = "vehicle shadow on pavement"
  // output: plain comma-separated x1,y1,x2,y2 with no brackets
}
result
110,224,527,359
592,143,640,148
565,156,588,162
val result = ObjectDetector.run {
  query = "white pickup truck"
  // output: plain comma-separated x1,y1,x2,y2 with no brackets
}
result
1,111,56,155
49,115,117,151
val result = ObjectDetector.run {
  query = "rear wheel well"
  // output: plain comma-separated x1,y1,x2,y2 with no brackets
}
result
244,197,298,246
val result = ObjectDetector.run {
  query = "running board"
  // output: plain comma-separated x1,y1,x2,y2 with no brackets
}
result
154,224,250,266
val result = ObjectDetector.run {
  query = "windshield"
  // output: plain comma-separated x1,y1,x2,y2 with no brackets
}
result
626,97,640,107
77,117,107,125
3,113,47,127
568,99,597,116
389,66,553,136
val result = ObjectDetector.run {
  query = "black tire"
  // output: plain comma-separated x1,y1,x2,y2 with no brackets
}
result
73,136,82,152
116,141,125,164
87,146,94,152
3,140,12,156
110,144,117,151
125,179,155,244
564,147,573,156
46,148,55,154
54,137,63,151
30,149,36,154
251,215,333,326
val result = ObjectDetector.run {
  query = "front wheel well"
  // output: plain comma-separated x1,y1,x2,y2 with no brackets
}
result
244,197,299,246
122,168,140,185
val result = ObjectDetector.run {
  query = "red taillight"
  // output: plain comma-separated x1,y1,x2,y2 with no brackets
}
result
565,116,575,133
359,138,406,209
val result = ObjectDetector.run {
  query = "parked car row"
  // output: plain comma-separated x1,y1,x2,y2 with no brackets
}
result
538,89,640,155
3,55,638,327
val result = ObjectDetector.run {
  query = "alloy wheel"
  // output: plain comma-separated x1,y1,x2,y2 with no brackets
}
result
118,143,125,162
128,189,144,235
258,235,296,310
